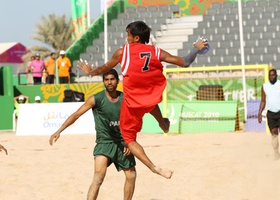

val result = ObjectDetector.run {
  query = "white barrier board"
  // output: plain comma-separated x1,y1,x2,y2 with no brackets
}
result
16,102,95,136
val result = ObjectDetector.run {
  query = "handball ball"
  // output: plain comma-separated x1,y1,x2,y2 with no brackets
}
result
196,37,210,55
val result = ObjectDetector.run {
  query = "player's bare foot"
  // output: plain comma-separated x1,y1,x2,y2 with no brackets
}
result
154,166,174,179
160,118,170,133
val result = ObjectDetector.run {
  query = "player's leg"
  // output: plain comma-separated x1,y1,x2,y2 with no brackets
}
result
50,75,55,84
267,112,280,160
87,155,108,200
116,144,136,200
121,103,173,179
149,104,170,133
122,167,136,200
59,77,68,84
127,141,173,179
46,75,51,84
270,128,279,160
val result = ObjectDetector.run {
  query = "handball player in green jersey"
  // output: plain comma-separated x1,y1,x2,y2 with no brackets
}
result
49,69,136,200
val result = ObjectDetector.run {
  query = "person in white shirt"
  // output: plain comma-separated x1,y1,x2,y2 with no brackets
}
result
258,69,280,160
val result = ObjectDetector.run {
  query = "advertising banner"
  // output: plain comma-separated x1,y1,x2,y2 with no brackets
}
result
179,101,237,133
16,102,95,136
71,0,88,39
142,101,237,134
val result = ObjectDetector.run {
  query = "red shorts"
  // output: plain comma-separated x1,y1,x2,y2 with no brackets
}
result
120,101,155,144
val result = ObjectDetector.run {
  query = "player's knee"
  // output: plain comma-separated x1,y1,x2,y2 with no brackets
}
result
93,172,105,185
271,129,279,136
124,167,136,179
126,170,137,182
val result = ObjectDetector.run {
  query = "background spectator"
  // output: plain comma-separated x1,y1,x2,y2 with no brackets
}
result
57,50,71,84
45,52,56,84
42,68,47,84
14,94,29,129
28,53,45,84
35,96,41,103
26,55,35,85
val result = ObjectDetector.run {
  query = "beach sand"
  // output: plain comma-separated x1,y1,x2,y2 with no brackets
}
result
1,131,280,200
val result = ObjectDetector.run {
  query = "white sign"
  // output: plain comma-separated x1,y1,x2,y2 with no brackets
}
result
16,102,95,136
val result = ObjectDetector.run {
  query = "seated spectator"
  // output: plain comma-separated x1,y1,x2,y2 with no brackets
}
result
35,96,41,103
14,95,29,128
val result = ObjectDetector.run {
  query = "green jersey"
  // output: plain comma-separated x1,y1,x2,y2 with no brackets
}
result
92,90,124,144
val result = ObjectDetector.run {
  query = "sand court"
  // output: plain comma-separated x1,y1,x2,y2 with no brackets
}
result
1,131,280,200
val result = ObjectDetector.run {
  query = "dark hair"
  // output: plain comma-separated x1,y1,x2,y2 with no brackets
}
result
103,69,119,81
50,52,56,56
126,21,150,44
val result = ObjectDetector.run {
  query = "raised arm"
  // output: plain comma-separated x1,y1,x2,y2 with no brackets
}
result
160,38,208,67
23,95,29,103
78,48,122,76
14,95,20,102
49,96,95,145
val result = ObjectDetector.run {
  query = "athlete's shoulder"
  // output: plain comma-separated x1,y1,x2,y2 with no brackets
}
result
95,89,106,96
263,81,270,87
94,90,106,101
116,90,124,100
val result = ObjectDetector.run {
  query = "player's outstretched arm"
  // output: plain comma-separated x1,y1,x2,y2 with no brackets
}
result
49,131,62,146
183,38,208,67
78,48,122,76
49,97,95,145
0,144,8,155
160,38,208,67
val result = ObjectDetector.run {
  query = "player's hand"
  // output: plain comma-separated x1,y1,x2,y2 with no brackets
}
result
258,113,262,123
49,132,61,146
0,144,8,155
193,38,208,51
77,59,94,75
123,146,131,156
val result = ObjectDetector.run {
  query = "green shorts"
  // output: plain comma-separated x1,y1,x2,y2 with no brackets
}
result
94,142,136,171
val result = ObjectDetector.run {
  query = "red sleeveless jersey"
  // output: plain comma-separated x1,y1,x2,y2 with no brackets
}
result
120,43,166,108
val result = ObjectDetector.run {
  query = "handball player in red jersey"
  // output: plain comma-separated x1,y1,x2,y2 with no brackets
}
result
78,21,208,179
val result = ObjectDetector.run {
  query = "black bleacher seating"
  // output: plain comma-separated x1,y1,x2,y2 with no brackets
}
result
185,0,280,68
78,1,280,75
80,53,92,61
125,7,136,13
137,6,147,12
147,6,158,12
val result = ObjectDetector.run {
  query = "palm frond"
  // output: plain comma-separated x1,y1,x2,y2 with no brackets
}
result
22,13,74,67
